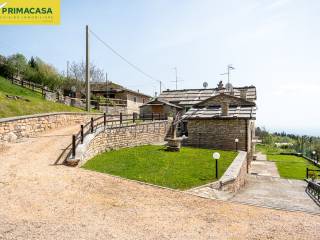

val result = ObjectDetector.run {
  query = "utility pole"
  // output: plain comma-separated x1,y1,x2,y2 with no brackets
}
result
85,25,90,112
105,72,108,113
174,67,178,90
105,72,108,94
159,81,162,94
66,61,69,78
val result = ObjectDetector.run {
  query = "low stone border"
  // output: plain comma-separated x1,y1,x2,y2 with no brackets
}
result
70,120,171,166
188,151,248,193
0,112,103,142
218,151,248,192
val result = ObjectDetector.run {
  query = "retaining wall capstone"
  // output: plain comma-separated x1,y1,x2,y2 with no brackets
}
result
0,112,103,143
75,120,171,166
208,151,248,193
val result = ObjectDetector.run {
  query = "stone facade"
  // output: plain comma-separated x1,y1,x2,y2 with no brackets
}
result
99,105,127,115
76,120,171,166
0,112,103,143
140,104,179,118
184,119,253,151
44,91,58,102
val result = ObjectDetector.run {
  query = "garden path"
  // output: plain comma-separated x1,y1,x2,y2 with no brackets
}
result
232,153,319,213
250,152,280,177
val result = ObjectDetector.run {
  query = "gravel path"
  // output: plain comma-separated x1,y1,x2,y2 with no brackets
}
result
0,126,319,240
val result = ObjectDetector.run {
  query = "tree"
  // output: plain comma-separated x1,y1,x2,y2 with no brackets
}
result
7,53,28,77
68,61,105,83
28,56,37,69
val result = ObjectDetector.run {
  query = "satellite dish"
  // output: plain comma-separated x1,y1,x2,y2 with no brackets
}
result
203,82,208,89
225,83,233,92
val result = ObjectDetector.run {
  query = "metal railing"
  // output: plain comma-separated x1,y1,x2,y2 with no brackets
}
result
306,180,320,203
68,112,168,161
306,168,320,179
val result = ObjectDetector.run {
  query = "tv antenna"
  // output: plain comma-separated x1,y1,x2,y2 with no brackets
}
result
171,67,184,90
220,64,235,85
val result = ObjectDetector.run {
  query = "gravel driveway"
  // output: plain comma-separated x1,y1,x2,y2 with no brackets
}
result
0,125,319,240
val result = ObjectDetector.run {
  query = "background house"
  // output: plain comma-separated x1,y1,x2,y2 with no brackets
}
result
139,98,182,118
90,81,151,114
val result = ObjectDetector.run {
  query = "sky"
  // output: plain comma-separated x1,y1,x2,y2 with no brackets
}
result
0,0,320,136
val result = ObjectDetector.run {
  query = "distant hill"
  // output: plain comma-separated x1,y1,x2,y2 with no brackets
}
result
0,76,83,118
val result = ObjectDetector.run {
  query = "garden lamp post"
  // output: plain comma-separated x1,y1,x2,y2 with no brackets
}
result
312,150,316,161
235,138,239,151
213,152,220,179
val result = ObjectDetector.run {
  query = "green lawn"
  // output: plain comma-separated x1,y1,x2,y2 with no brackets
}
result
256,144,294,155
0,76,83,118
267,154,320,180
83,145,237,190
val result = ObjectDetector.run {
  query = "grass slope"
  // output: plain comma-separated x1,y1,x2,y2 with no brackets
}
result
267,154,320,180
0,76,83,118
83,145,237,190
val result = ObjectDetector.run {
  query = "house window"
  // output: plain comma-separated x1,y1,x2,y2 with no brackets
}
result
134,96,137,103
208,105,220,109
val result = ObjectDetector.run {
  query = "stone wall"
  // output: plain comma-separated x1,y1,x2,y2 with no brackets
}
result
218,151,248,192
184,119,249,151
0,112,103,142
75,120,171,166
140,104,178,117
99,105,127,115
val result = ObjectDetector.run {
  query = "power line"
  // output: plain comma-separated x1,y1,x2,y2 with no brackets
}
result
89,28,163,93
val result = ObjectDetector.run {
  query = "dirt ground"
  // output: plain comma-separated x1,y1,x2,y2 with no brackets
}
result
0,125,319,240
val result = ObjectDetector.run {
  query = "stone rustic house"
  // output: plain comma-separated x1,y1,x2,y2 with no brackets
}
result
157,85,257,136
90,82,151,114
183,92,256,158
139,98,182,118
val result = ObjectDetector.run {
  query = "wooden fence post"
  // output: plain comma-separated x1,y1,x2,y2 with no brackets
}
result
81,125,84,144
120,112,123,125
72,135,76,158
90,117,94,133
104,113,106,127
151,113,154,121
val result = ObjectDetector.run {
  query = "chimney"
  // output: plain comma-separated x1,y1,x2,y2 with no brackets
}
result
240,89,247,100
221,101,229,116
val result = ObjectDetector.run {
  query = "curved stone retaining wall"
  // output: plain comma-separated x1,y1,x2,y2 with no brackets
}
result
75,120,171,166
0,112,103,142
218,151,248,192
